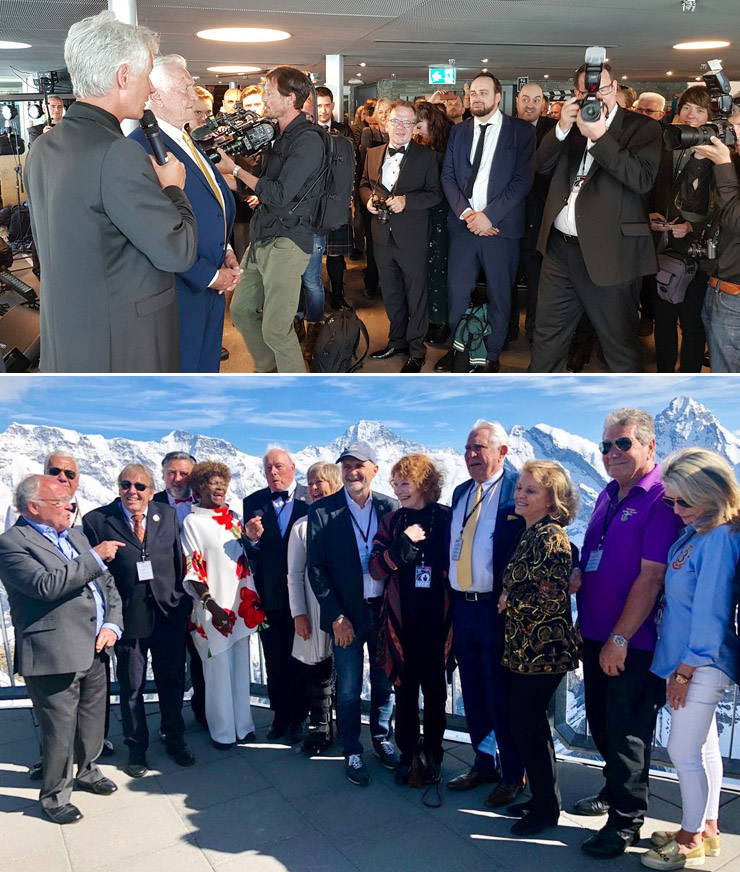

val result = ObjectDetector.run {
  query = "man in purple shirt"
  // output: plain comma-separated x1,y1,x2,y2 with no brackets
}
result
572,408,681,859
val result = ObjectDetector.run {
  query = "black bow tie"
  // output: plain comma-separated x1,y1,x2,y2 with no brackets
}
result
388,146,406,156
271,490,290,501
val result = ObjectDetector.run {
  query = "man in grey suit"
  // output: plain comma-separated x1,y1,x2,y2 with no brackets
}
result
23,10,197,373
0,476,124,824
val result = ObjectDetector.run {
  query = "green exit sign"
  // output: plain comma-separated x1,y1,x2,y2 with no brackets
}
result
429,67,456,85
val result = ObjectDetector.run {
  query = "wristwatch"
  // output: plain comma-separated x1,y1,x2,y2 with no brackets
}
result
232,165,240,180
609,632,629,648
674,672,692,685
333,614,346,625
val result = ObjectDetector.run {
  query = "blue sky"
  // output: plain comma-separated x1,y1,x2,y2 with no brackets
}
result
1,374,739,453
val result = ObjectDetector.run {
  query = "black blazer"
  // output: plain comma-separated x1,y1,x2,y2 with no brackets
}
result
242,484,309,611
307,489,399,633
535,106,663,285
359,139,442,249
83,499,187,639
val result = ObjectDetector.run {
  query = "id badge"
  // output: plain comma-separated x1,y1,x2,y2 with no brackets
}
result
136,560,154,581
585,549,603,572
415,565,432,589
451,537,463,561
360,550,370,574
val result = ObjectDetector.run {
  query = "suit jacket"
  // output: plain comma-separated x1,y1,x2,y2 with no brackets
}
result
83,500,187,639
307,489,399,633
523,116,557,245
450,468,525,601
23,101,197,373
441,113,536,238
0,518,122,676
535,106,663,285
359,139,442,249
27,122,50,147
242,485,309,612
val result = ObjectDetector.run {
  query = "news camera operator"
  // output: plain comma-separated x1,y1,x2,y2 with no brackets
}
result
217,66,325,373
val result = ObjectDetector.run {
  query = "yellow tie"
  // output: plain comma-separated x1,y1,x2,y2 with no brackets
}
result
458,484,483,591
182,130,227,236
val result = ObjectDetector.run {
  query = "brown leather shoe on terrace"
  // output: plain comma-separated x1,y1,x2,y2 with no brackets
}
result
484,778,526,808
446,768,500,791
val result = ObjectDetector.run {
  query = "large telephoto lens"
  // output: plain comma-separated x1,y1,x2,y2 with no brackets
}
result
663,123,719,150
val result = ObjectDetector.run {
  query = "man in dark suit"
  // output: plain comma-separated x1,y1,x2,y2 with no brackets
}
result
446,421,526,810
129,56,240,373
84,463,194,778
23,10,197,373
0,475,123,824
438,73,536,372
360,100,443,373
530,62,663,373
27,95,66,147
307,441,399,786
243,448,310,743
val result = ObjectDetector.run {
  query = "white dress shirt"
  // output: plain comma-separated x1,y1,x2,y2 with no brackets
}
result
270,480,297,538
344,489,381,598
120,501,149,536
163,491,194,527
448,470,504,592
461,110,503,217
381,146,406,192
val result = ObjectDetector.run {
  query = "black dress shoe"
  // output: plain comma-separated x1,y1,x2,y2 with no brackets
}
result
369,345,409,361
400,356,424,373
266,720,287,741
362,287,378,299
220,346,230,362
237,732,257,744
125,750,148,778
288,722,308,744
43,803,83,825
211,739,236,750
447,768,500,791
331,294,352,311
74,776,118,796
581,826,640,858
425,323,450,346
29,759,43,781
572,791,610,816
511,811,559,837
507,798,534,818
434,349,454,373
166,740,195,767
567,351,590,373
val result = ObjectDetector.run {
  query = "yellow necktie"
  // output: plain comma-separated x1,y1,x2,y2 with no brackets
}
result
182,130,227,235
457,484,483,591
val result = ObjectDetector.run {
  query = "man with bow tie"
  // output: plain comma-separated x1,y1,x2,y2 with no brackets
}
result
360,100,442,373
243,449,310,742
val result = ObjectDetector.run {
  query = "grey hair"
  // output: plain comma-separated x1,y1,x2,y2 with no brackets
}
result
161,451,195,467
602,408,655,446
470,419,509,448
64,10,159,99
118,463,156,491
14,475,44,514
149,54,188,91
263,446,295,466
43,451,77,473
637,91,666,110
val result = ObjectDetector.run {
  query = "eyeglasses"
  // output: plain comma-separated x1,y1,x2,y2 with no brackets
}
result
388,119,415,128
599,437,634,454
662,496,693,510
575,83,614,98
119,480,149,492
48,467,77,480
635,107,662,116
32,498,75,509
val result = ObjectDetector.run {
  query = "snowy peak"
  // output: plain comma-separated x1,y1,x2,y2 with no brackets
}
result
328,420,424,455
656,396,740,467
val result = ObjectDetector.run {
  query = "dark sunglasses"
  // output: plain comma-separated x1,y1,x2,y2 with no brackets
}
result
119,480,148,492
48,467,77,480
662,496,693,510
599,437,633,454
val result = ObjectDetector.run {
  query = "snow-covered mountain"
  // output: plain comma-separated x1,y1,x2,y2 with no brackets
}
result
655,396,740,469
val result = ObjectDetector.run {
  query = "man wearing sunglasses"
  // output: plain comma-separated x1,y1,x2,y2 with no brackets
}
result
4,452,91,532
570,408,682,858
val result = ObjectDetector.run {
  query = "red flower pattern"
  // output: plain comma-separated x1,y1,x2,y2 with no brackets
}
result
212,506,244,540
187,619,207,640
214,608,237,637
238,587,266,629
188,550,208,586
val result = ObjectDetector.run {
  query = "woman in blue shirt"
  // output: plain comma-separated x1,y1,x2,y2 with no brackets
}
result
642,448,740,871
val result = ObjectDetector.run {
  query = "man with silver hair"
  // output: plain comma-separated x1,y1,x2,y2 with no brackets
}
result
129,55,240,373
23,10,197,373
571,408,681,858
243,447,310,742
446,420,527,809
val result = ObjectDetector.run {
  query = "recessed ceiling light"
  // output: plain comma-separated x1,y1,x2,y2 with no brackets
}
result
666,70,673,75
695,76,703,81
482,68,488,72
481,58,489,63
621,75,628,80
0,40,31,49
207,65,262,73
197,27,290,43
359,62,366,67
543,74,549,79
348,78,363,84
673,39,730,50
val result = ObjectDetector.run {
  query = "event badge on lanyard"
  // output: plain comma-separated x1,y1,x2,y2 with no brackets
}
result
415,566,432,588
136,560,154,581
585,549,602,572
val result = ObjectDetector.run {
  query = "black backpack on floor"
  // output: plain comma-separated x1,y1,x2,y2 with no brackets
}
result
310,309,370,373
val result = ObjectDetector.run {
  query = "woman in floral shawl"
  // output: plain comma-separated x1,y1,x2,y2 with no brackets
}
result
181,461,265,749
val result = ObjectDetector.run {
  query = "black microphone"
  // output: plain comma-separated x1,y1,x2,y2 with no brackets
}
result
139,109,168,166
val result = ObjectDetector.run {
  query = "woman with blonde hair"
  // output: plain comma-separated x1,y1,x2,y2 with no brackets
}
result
642,448,740,870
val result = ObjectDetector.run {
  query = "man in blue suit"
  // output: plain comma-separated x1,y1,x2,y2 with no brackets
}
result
130,56,240,373
438,73,536,372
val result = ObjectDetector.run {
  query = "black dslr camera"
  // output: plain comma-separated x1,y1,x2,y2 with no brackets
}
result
372,195,391,224
576,46,607,123
664,59,740,150
190,105,278,162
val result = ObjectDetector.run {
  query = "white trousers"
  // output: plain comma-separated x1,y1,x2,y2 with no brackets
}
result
666,665,732,833
203,635,255,744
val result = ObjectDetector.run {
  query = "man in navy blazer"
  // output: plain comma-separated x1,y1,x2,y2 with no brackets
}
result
130,56,240,373
439,73,536,371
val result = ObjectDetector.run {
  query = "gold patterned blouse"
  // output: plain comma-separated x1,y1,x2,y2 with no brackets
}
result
501,518,580,675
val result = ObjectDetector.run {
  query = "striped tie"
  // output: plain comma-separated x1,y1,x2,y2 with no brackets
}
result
457,484,483,591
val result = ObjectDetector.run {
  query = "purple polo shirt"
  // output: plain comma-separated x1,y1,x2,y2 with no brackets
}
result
577,465,682,651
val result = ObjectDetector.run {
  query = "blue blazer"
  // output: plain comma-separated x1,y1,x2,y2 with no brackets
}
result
441,114,535,238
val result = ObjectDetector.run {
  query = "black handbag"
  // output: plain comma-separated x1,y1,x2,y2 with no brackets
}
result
655,231,697,305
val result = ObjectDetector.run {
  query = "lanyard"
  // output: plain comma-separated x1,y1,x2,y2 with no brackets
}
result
400,505,436,563
597,493,629,550
460,481,495,535
349,503,375,550
121,505,148,560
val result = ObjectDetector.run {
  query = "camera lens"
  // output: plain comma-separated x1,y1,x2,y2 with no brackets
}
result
580,100,602,123
663,123,719,150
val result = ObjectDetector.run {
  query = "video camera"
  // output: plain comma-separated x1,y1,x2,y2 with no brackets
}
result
664,59,740,150
576,46,607,123
190,105,277,163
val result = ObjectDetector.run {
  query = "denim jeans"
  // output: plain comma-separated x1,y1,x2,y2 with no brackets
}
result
332,600,394,757
702,280,740,372
298,234,327,323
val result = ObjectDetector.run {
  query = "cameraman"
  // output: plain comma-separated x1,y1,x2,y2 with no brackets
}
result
223,66,325,373
692,113,740,372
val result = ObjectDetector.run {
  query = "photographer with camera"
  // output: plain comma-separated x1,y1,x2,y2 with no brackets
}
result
530,55,662,373
225,66,325,373
27,95,65,147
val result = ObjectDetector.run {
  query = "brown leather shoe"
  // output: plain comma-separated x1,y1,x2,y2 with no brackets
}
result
484,778,526,807
446,768,501,791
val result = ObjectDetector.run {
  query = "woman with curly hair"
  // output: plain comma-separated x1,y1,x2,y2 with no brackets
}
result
370,454,452,785
181,461,265,749
498,460,580,836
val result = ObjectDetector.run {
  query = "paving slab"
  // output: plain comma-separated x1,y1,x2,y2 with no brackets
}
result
156,753,271,813
215,831,360,872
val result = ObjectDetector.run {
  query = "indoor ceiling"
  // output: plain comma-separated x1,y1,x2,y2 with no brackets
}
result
1,0,738,91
